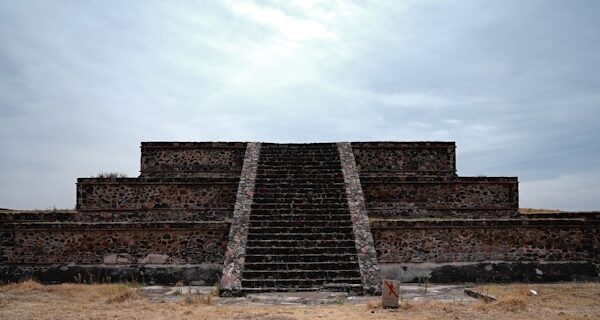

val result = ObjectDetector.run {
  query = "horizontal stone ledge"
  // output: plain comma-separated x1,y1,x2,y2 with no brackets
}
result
367,207,516,211
141,142,247,149
521,211,600,219
0,210,234,223
379,260,599,283
76,208,234,212
359,170,457,173
77,177,240,184
361,177,518,184
0,263,223,285
141,168,242,174
370,218,598,229
2,221,230,230
351,142,455,149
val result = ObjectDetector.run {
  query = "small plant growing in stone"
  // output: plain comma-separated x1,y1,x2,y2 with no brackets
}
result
418,277,429,295
95,172,128,179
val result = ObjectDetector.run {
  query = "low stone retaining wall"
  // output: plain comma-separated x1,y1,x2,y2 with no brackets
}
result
140,142,246,178
77,178,239,211
380,261,599,283
351,142,456,177
0,221,229,283
372,219,599,264
362,177,518,219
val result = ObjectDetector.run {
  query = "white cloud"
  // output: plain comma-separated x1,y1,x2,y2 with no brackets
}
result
0,1,599,209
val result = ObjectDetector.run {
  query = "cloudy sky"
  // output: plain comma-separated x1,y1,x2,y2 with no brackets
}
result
0,1,599,210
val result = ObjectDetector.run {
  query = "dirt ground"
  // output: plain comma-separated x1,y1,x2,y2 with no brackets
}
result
1,281,599,320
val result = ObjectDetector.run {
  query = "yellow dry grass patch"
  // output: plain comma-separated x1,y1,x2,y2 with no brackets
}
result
1,281,599,320
519,208,563,214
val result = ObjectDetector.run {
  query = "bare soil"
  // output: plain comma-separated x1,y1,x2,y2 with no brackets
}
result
1,281,599,320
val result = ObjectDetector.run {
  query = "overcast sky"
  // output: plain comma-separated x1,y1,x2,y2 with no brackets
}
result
1,1,599,210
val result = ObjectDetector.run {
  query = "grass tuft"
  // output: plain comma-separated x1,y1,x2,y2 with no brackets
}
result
102,284,142,304
366,300,382,309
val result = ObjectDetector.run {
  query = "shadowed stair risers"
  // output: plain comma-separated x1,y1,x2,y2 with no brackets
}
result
242,143,363,294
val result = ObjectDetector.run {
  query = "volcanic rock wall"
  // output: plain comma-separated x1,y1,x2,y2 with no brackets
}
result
1,141,598,286
1,142,246,285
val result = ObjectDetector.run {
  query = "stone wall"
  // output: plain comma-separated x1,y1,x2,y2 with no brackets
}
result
1,222,229,265
76,178,239,212
0,209,231,223
140,142,246,178
351,142,456,177
371,219,599,264
362,177,519,219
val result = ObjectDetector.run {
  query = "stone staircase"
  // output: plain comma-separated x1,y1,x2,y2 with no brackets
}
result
241,143,363,293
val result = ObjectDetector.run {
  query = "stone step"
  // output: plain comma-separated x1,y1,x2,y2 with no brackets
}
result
247,232,355,241
241,284,362,293
245,246,357,255
253,192,347,198
246,239,356,248
254,183,346,194
255,178,344,183
242,269,361,280
240,144,361,294
248,220,352,228
258,165,342,170
248,225,353,232
250,208,350,214
257,166,341,171
257,171,343,176
253,194,346,199
245,253,358,263
253,190,346,195
254,182,345,188
262,146,337,151
260,151,339,156
244,261,360,271
252,197,347,204
259,160,341,166
261,146,337,150
256,172,342,178
260,150,339,154
249,214,351,221
241,278,362,288
253,189,346,195
251,203,348,210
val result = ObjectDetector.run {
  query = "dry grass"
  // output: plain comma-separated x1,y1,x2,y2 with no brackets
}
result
519,208,564,214
102,284,143,304
1,281,599,320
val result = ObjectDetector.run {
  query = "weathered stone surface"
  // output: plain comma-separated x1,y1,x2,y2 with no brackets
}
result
104,254,134,265
371,219,600,263
140,254,170,264
362,177,519,219
351,142,456,177
220,143,261,296
380,261,599,283
0,263,222,285
240,143,364,293
338,142,382,295
140,142,247,178
77,178,238,211
2,141,599,288
2,222,229,265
